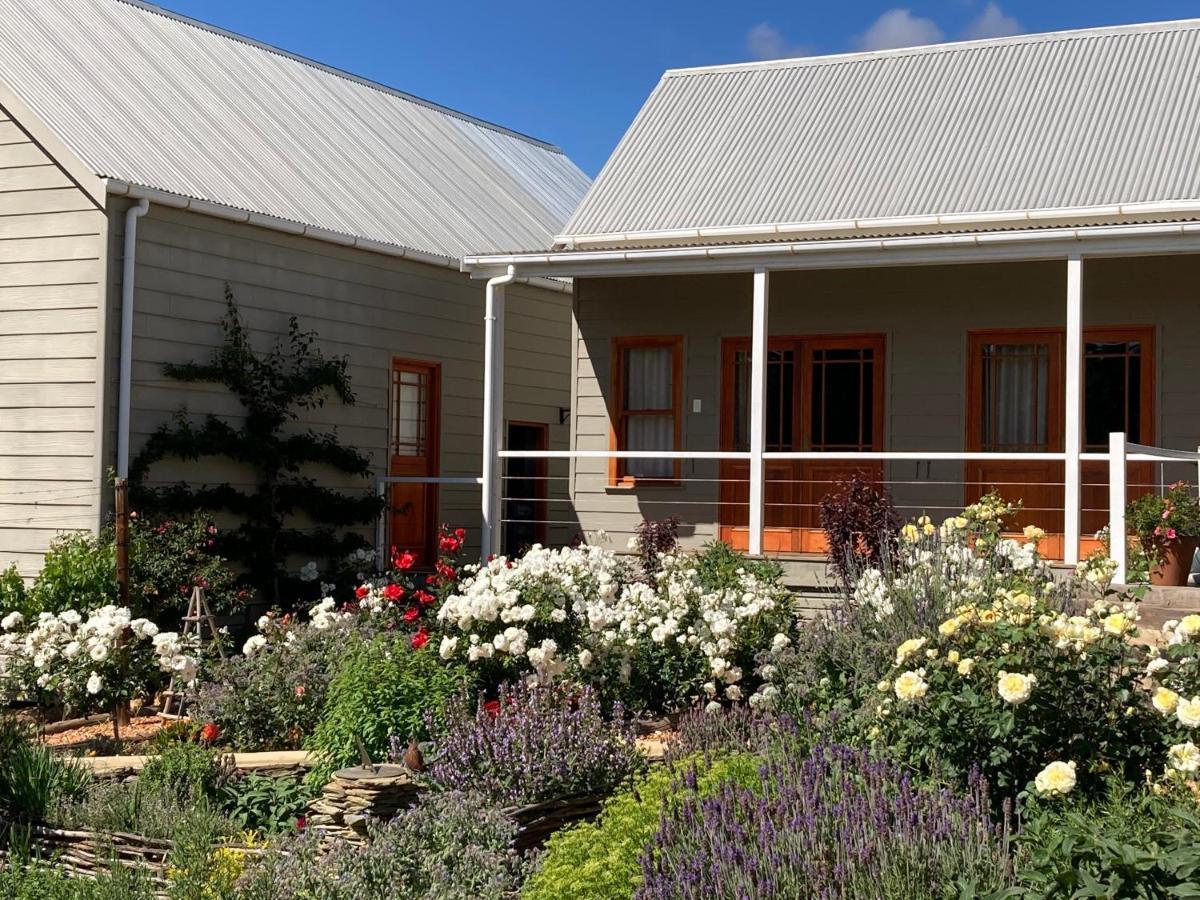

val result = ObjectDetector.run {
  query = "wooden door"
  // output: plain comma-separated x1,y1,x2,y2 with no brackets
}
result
719,335,885,553
388,359,440,566
965,330,1064,534
1080,328,1155,537
798,337,886,545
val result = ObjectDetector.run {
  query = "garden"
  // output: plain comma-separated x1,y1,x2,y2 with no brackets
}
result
5,301,1200,898
4,478,1200,899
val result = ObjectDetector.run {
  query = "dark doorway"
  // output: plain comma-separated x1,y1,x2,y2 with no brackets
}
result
504,422,548,556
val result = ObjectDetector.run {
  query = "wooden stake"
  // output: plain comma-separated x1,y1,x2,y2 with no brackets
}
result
115,477,130,607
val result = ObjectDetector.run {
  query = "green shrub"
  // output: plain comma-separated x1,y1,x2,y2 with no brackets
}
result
0,565,28,620
522,753,761,900
1013,777,1200,898
0,720,91,824
138,742,228,803
220,774,309,835
307,632,470,770
27,532,115,616
0,856,154,900
123,513,244,621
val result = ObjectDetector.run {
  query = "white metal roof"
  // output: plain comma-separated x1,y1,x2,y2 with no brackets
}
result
0,0,590,263
561,19,1200,249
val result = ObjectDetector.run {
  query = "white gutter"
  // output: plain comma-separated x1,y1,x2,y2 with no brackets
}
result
553,200,1200,250
480,265,517,560
116,198,150,479
104,180,571,295
465,219,1200,275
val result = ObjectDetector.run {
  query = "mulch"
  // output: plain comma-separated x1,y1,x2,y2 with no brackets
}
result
42,715,169,754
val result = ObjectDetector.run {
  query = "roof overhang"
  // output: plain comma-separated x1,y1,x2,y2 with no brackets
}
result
105,180,572,294
463,219,1200,281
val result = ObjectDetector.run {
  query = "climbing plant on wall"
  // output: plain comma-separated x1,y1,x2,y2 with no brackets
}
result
130,286,383,603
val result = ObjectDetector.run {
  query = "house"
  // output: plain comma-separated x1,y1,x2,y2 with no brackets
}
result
464,20,1200,583
0,0,589,578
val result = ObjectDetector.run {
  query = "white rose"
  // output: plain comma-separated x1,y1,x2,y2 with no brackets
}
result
86,672,104,695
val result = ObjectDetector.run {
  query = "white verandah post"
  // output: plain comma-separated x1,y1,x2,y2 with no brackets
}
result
748,269,770,557
1063,255,1083,565
1108,431,1127,584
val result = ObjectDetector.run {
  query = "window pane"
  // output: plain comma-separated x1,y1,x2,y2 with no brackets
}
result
732,349,793,451
626,414,673,478
811,348,873,450
392,370,427,456
1084,340,1141,448
625,347,672,411
981,343,1049,451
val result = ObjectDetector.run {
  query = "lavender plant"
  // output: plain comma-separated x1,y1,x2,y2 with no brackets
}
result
663,703,806,765
423,682,644,807
237,791,531,900
636,743,1012,900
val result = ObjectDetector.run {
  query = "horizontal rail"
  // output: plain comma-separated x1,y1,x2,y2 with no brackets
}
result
499,450,750,460
1125,442,1200,463
375,476,483,485
498,449,1198,463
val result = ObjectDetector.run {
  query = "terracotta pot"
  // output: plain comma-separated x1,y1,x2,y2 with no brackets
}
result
1150,537,1200,587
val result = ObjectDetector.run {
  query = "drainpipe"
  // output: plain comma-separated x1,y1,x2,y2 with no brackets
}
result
116,198,150,479
481,265,516,560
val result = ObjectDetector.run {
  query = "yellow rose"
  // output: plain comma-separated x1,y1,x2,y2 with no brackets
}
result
900,523,920,543
1023,525,1046,544
895,637,927,666
957,658,975,676
1179,615,1200,638
1034,760,1076,796
997,671,1036,704
922,521,936,536
1169,741,1200,772
947,649,961,664
893,670,929,702
1102,612,1132,636
938,617,960,637
1176,697,1200,728
978,609,1000,625
1153,687,1180,715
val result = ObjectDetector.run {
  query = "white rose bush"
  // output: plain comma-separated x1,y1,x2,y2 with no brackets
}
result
0,604,198,733
436,539,792,713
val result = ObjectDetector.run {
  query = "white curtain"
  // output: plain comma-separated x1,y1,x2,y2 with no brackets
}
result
625,347,673,477
987,344,1047,450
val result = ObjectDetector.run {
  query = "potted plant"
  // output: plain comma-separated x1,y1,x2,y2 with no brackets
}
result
1127,482,1200,586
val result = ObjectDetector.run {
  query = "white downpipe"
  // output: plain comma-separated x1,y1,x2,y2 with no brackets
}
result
481,265,516,560
1063,255,1083,565
116,198,150,479
1109,432,1127,584
748,269,769,556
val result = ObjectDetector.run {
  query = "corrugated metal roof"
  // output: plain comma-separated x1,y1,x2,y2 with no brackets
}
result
0,0,589,262
562,20,1200,247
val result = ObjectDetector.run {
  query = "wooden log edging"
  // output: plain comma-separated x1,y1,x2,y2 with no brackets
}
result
503,793,607,852
0,819,264,896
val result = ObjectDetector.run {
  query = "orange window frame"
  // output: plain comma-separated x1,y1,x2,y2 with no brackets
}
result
609,335,684,487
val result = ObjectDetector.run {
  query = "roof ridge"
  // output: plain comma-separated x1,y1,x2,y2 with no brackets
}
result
113,0,566,153
664,17,1200,78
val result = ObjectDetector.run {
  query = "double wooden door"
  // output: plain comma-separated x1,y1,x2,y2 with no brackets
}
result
719,335,886,553
965,327,1154,556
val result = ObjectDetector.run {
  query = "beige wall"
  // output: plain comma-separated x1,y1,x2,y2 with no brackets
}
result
572,256,1200,548
103,199,574,568
0,101,107,578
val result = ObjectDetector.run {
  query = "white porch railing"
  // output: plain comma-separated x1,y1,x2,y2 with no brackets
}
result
374,475,483,556
375,439,1200,587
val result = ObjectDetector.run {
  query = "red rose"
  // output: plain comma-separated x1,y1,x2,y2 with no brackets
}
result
411,628,429,650
415,590,435,606
403,606,420,622
454,527,466,540
295,815,306,831
382,583,405,602
200,722,220,744
294,685,306,697
355,585,369,600
483,699,501,719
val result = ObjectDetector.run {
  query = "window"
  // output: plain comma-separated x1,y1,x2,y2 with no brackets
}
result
810,346,876,451
611,336,683,484
1084,331,1152,451
978,339,1056,452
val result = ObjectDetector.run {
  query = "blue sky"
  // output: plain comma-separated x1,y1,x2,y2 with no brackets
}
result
166,1,1200,175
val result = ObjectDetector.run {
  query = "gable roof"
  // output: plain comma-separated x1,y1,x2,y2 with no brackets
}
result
0,0,590,263
560,19,1200,250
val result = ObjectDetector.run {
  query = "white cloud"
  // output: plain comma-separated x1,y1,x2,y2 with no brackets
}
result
853,8,944,51
961,3,1023,40
745,22,809,61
